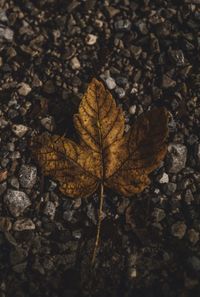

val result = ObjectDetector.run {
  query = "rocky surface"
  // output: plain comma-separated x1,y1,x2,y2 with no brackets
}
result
0,1,200,297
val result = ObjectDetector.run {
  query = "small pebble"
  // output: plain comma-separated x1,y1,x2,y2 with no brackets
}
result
70,56,81,70
4,190,31,217
162,74,176,88
188,256,200,272
43,201,56,219
8,176,20,189
85,34,97,45
19,165,37,189
0,10,8,22
0,26,14,42
152,208,166,222
40,116,55,132
159,172,169,184
184,189,194,204
13,218,35,231
163,182,177,195
105,77,116,90
18,82,31,96
188,229,199,244
114,19,131,31
129,105,136,115
115,86,125,98
168,144,187,173
12,124,28,137
171,221,187,239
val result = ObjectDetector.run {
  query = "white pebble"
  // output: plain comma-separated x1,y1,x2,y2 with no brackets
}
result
105,77,116,90
12,124,28,137
129,105,136,115
85,34,98,45
159,172,169,184
70,56,81,70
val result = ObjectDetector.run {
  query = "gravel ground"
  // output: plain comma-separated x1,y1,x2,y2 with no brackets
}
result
0,0,200,296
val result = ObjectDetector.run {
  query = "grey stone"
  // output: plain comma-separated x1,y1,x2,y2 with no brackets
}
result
73,198,82,209
168,144,187,173
106,6,120,17
4,190,31,217
188,229,199,244
0,116,8,129
66,0,80,13
178,177,192,190
18,82,31,96
163,182,177,195
0,10,8,22
162,74,176,88
63,209,74,222
129,105,136,115
115,19,131,31
40,116,55,132
159,172,169,184
8,176,19,189
171,221,187,239
169,49,185,66
72,229,82,239
19,165,37,189
184,189,194,204
0,26,13,42
70,56,81,70
105,77,116,90
115,86,125,98
152,208,166,222
12,124,28,137
130,45,142,58
136,20,148,34
187,134,198,145
188,256,200,271
115,77,128,86
43,201,56,219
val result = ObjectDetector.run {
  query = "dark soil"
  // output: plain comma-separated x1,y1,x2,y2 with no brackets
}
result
0,0,200,296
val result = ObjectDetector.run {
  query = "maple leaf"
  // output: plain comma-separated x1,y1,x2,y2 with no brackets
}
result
32,78,168,264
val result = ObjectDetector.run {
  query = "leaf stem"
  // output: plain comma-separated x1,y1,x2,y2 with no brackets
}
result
91,182,104,266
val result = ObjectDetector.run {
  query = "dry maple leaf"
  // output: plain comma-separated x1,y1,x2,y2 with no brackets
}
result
32,78,168,265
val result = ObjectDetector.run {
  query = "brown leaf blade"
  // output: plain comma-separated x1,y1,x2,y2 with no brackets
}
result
74,78,125,178
32,79,168,198
105,108,169,196
32,134,99,198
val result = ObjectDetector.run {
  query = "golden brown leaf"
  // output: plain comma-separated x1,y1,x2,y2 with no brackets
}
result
106,107,168,196
32,78,168,198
